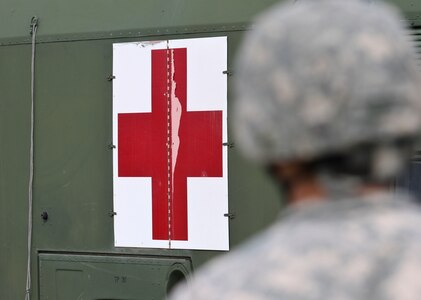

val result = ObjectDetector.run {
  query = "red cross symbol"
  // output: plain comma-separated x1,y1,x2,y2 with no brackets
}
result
118,48,223,241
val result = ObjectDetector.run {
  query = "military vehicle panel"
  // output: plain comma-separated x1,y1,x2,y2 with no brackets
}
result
0,0,420,299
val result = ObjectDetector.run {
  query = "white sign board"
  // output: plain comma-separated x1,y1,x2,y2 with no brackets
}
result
113,37,229,250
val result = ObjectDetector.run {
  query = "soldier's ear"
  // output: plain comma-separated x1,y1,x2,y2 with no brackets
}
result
266,161,310,182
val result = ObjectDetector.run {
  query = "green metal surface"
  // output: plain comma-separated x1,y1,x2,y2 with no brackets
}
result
39,253,192,299
0,28,280,300
0,0,417,44
0,0,418,299
0,43,32,300
0,0,278,43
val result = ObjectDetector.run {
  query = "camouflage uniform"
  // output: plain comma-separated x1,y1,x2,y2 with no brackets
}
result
169,0,421,299
170,192,421,300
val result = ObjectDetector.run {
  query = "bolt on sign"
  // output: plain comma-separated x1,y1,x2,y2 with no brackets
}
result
112,37,229,250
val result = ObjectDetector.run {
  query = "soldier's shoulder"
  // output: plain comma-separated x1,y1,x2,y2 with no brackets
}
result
169,194,421,300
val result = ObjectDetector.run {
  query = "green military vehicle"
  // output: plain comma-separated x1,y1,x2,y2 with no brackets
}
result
0,0,420,299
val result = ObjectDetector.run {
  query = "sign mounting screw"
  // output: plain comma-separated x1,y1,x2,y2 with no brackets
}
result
41,211,49,221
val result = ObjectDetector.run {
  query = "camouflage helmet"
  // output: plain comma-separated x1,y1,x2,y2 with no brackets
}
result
234,0,421,165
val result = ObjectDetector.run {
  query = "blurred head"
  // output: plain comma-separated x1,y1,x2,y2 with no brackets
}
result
234,0,421,183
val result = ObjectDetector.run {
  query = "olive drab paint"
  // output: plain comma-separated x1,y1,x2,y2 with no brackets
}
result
0,0,419,299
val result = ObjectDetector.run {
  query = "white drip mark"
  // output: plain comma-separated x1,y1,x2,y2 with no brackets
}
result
170,48,182,249
171,49,182,196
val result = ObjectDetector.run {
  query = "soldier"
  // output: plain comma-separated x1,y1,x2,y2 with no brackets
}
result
169,0,421,299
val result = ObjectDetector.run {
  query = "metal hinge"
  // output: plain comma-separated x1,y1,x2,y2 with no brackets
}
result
223,142,234,149
224,213,235,220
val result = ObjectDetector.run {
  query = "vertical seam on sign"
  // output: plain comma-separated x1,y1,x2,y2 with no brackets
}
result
166,41,172,249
